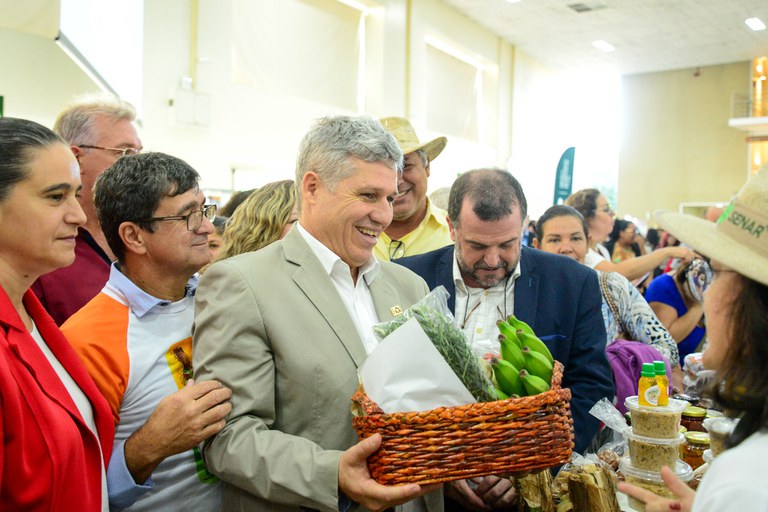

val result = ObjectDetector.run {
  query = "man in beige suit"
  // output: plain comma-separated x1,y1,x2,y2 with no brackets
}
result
193,116,441,512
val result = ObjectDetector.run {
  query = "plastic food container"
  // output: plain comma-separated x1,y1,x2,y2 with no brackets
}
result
703,416,738,457
619,457,693,511
623,428,685,471
625,396,688,439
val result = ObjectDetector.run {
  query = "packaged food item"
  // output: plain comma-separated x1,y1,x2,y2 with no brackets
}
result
680,406,707,432
682,431,710,470
619,458,693,511
554,460,619,512
682,352,717,399
638,363,659,406
596,447,621,471
654,360,669,406
624,428,684,471
625,396,688,439
703,416,738,457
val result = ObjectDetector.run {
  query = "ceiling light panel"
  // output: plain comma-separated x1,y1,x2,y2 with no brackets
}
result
592,40,615,52
745,17,766,31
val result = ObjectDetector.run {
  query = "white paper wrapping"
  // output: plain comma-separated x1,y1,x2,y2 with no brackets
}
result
359,317,476,413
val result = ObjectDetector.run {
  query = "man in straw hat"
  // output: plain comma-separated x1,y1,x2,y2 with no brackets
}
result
375,116,452,260
619,168,768,510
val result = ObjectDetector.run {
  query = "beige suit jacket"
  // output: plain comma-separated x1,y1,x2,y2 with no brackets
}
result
193,228,440,512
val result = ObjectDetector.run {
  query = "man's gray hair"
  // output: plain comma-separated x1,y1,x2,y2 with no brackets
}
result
295,115,403,200
54,93,137,146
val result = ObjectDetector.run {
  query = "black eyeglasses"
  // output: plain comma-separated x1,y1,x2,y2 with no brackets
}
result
79,145,141,157
389,239,405,259
138,204,217,231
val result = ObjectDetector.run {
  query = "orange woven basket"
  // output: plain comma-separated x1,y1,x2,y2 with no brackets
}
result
351,361,574,485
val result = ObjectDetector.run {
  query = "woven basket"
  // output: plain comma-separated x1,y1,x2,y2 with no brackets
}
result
351,361,574,485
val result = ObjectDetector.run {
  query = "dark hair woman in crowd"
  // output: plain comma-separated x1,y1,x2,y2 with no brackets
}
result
0,117,113,509
604,219,644,263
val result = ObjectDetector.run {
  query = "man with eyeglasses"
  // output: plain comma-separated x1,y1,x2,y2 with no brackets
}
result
61,152,231,511
32,93,144,325
396,168,613,510
374,116,452,261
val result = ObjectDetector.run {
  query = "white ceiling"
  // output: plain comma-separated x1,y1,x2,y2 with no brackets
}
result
442,0,768,75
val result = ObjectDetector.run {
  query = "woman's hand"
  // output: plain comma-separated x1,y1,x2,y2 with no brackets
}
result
617,466,695,512
665,246,695,265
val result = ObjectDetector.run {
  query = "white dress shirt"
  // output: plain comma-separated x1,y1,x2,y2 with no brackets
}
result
296,223,381,354
452,257,521,357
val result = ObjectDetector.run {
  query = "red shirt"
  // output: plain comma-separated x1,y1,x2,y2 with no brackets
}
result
32,229,111,326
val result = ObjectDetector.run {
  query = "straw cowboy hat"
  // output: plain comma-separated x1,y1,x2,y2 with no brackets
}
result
379,117,447,162
655,166,768,287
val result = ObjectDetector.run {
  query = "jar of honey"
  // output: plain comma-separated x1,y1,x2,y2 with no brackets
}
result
681,406,707,432
682,431,710,470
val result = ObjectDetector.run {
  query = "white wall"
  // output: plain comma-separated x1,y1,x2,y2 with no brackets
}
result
0,28,101,126
619,62,750,222
1,0,622,216
139,0,524,193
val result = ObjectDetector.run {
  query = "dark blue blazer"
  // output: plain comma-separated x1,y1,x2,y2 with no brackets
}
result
397,245,614,454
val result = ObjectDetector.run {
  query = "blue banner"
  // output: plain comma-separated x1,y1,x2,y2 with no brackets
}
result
553,147,575,205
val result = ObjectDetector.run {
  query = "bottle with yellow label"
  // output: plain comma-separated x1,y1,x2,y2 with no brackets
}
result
654,360,669,406
638,362,659,406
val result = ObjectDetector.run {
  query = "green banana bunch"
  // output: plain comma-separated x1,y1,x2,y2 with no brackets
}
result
516,330,554,364
498,334,525,370
522,346,553,384
519,369,551,395
493,316,555,398
490,356,525,397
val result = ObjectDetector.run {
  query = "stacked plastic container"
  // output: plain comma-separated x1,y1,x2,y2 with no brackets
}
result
702,416,738,463
620,396,693,511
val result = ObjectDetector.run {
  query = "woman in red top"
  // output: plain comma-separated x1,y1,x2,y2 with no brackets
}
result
0,117,114,510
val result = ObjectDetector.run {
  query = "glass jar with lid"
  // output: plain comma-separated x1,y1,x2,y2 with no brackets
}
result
682,431,710,470
681,406,707,432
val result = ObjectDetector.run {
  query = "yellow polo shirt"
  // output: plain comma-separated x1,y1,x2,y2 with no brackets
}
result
374,199,452,261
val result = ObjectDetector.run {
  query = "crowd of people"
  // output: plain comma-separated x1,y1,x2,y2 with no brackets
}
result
1,93,766,512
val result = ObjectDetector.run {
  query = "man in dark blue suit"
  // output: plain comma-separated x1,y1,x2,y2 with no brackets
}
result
397,169,613,461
